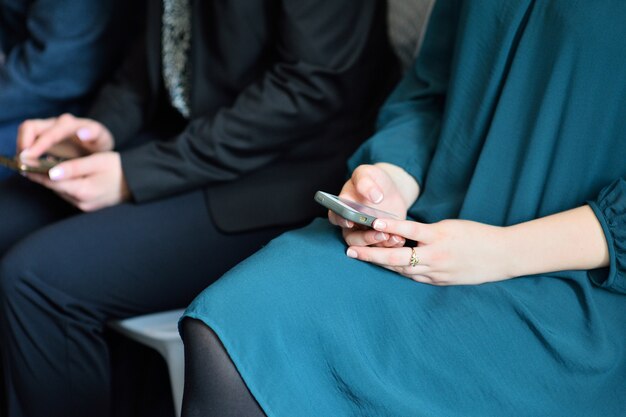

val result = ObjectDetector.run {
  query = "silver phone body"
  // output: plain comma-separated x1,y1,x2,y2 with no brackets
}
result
314,191,397,227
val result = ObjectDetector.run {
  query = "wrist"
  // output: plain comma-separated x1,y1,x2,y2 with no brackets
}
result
499,225,524,279
497,206,610,279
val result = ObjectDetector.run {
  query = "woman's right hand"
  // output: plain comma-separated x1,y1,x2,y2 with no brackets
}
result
17,113,115,160
328,163,420,248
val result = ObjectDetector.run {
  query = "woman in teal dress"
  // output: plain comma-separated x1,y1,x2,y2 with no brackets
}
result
180,1,626,416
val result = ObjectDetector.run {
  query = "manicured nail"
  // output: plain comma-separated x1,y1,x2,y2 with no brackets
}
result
375,232,388,241
346,248,358,258
369,189,383,204
390,235,402,244
76,128,92,141
19,149,32,159
49,167,64,181
373,220,387,231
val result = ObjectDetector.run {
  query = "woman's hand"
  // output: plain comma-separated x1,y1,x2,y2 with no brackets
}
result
346,205,611,286
346,217,513,286
329,163,420,248
26,152,130,212
17,113,114,159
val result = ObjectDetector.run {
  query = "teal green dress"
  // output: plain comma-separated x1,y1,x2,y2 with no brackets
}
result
183,1,626,415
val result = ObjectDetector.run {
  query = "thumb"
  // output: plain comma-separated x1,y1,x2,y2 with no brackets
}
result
75,122,112,151
76,127,97,142
48,154,105,181
75,121,107,143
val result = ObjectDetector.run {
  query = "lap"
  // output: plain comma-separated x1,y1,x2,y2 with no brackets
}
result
1,186,286,319
0,175,78,254
185,218,626,417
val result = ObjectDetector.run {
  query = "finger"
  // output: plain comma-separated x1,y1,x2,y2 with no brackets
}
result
17,119,56,154
25,171,78,195
75,124,102,142
385,264,432,277
54,179,90,203
23,173,84,208
55,191,81,208
73,121,111,152
372,218,435,243
405,274,436,285
21,114,81,159
351,166,384,204
53,186,98,212
328,210,354,229
344,229,389,247
48,155,103,181
27,169,91,201
377,266,438,285
378,234,406,248
346,246,429,268
23,172,50,187
396,264,433,276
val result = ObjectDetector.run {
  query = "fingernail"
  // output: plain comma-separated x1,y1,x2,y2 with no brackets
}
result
19,149,32,159
373,220,387,230
76,128,92,141
369,189,383,204
375,232,387,241
346,248,358,258
49,167,64,181
391,235,402,244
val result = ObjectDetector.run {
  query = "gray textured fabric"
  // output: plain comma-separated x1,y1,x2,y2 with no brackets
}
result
162,0,191,118
387,0,435,69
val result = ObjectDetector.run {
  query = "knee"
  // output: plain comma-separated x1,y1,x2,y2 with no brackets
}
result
0,243,39,306
181,318,216,346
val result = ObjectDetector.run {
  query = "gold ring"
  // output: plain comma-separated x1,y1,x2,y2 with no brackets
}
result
409,247,419,267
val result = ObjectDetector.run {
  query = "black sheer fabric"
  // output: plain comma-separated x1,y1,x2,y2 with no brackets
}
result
181,318,266,417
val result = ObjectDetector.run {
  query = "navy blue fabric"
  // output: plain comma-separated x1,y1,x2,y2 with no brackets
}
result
0,174,289,417
0,0,138,125
0,121,18,179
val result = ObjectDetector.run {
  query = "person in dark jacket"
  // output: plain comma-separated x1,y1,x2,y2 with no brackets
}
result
0,1,399,416
0,0,139,176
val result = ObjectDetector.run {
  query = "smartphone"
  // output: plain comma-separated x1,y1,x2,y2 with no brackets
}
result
0,154,64,174
314,191,398,228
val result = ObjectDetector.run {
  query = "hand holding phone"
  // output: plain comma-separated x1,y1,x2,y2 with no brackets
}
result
314,191,398,228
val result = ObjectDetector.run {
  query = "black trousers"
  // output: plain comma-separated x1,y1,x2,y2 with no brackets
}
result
0,176,289,417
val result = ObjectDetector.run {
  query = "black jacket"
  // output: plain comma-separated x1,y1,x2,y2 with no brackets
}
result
90,0,399,232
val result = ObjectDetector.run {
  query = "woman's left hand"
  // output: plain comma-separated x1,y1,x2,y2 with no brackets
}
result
346,218,513,286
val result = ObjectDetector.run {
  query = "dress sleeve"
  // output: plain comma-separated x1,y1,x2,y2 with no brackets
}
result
587,178,626,294
347,0,462,188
